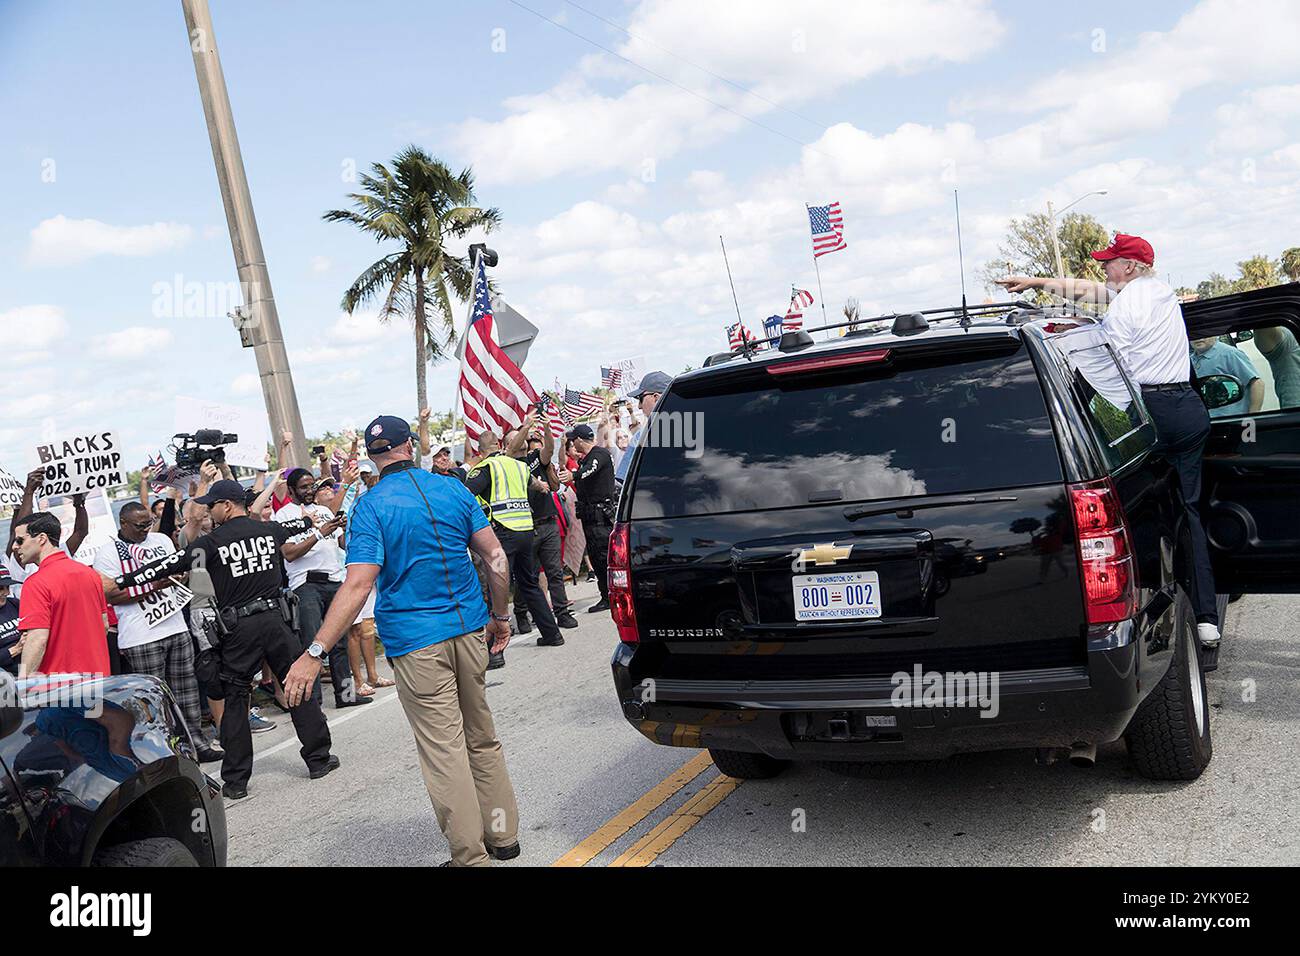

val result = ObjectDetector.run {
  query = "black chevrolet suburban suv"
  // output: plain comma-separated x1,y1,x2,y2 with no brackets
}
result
1,670,227,866
611,284,1300,782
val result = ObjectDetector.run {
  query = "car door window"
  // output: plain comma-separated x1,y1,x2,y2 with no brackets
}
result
1191,323,1300,418
1059,340,1154,470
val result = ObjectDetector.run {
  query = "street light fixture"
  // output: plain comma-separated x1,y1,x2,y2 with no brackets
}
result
1048,190,1108,279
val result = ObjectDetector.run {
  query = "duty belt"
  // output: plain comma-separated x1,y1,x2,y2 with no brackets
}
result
1140,382,1193,392
231,597,278,619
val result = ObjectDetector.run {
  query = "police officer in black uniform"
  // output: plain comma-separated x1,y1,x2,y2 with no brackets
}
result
114,479,337,799
565,424,615,612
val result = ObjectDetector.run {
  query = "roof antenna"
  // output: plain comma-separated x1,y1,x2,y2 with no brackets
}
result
954,189,971,329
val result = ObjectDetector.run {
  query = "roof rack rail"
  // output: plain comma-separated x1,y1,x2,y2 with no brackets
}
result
772,298,1038,342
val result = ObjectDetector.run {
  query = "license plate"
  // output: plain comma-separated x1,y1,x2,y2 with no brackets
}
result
792,571,881,622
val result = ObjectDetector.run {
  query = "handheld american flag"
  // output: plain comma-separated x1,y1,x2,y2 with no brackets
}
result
456,255,539,442
600,366,623,389
564,388,603,420
808,202,846,258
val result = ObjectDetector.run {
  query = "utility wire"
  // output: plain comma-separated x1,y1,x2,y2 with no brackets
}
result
562,0,833,134
505,0,829,158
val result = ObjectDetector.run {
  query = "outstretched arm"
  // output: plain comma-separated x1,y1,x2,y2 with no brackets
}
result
994,275,1112,305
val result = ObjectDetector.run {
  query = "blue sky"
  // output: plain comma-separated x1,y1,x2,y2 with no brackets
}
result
2,0,1298,473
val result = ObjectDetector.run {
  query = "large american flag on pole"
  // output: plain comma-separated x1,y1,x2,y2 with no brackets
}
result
456,255,539,442
784,287,813,331
808,201,846,258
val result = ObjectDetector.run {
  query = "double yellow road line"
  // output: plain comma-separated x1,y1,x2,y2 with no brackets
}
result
552,751,739,867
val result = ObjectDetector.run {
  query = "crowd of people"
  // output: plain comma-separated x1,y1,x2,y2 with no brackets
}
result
0,370,670,863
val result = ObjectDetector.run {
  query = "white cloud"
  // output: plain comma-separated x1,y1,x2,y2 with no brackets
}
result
26,215,193,266
967,0,1300,152
1213,85,1300,153
94,326,174,359
454,0,1005,183
231,373,260,396
0,304,68,348
328,310,404,344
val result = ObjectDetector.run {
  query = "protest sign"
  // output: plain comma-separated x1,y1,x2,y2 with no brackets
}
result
35,431,125,497
174,396,270,470
607,355,646,397
0,466,25,509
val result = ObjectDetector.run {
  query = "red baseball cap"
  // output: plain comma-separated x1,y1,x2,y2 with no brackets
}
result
1091,233,1154,266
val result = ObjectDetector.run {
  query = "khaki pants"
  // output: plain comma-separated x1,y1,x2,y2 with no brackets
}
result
391,629,520,866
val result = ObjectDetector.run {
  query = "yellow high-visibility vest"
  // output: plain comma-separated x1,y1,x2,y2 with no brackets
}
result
472,453,534,532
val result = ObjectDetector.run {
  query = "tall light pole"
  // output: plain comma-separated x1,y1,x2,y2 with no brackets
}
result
1048,190,1108,279
181,0,309,469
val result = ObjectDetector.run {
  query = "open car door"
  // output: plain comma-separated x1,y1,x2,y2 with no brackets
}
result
1182,283,1300,593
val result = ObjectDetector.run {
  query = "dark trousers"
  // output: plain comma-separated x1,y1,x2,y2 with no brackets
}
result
218,611,332,787
496,525,561,642
1144,386,1218,625
518,517,570,621
581,515,612,600
295,579,357,704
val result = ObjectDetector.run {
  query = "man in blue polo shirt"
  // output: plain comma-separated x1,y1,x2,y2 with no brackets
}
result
283,415,521,867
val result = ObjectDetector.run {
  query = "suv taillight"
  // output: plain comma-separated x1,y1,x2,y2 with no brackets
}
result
608,521,638,643
1069,478,1138,624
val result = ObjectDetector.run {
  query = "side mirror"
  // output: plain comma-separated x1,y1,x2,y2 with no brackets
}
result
0,671,22,740
1198,373,1243,410
1231,329,1255,344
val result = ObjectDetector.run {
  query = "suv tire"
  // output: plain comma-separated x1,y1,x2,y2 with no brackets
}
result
1124,591,1213,781
92,837,199,867
708,748,787,779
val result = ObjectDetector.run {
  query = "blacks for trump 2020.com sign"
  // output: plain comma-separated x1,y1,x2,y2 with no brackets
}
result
36,431,124,497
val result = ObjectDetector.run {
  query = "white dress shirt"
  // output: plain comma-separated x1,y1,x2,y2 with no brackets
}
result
1101,275,1192,386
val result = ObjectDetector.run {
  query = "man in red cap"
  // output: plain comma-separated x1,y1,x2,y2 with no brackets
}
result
997,234,1221,651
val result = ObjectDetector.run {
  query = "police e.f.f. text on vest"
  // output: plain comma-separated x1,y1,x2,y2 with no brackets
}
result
217,534,278,577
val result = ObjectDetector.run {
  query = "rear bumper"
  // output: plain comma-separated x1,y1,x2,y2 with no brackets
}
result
611,640,1142,761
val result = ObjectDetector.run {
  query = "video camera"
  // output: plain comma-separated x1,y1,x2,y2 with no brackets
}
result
173,429,238,469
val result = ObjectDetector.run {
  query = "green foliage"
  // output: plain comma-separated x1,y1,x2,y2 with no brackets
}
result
1196,273,1234,299
1281,247,1300,282
324,145,499,412
983,212,1109,292
1233,254,1282,292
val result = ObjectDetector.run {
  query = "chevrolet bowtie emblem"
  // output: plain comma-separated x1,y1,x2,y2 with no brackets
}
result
798,543,853,566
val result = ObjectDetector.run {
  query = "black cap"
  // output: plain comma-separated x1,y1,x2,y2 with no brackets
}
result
629,370,672,399
0,571,14,588
364,415,412,453
194,479,246,505
567,424,595,441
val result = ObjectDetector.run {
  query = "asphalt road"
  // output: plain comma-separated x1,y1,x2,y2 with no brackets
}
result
225,585,1299,866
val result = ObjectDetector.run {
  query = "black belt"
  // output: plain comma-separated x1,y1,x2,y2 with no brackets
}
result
1140,382,1192,393
231,597,278,619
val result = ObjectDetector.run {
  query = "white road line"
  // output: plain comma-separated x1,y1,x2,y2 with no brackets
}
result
218,689,402,781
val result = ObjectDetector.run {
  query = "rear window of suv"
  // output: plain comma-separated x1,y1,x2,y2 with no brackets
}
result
629,341,1063,519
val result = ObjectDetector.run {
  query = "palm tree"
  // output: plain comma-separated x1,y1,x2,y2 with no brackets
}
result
323,145,500,413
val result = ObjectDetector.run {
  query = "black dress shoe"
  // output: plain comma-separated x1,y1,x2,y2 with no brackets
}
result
588,599,611,613
334,695,373,708
309,754,341,780
486,841,521,861
197,746,224,764
556,612,578,629
514,616,532,635
536,634,565,647
487,651,506,670
222,782,248,800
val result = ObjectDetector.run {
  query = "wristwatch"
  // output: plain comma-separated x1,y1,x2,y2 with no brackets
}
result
490,613,511,623
306,641,327,661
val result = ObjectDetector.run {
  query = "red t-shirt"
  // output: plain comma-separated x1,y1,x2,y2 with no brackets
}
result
18,552,110,675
